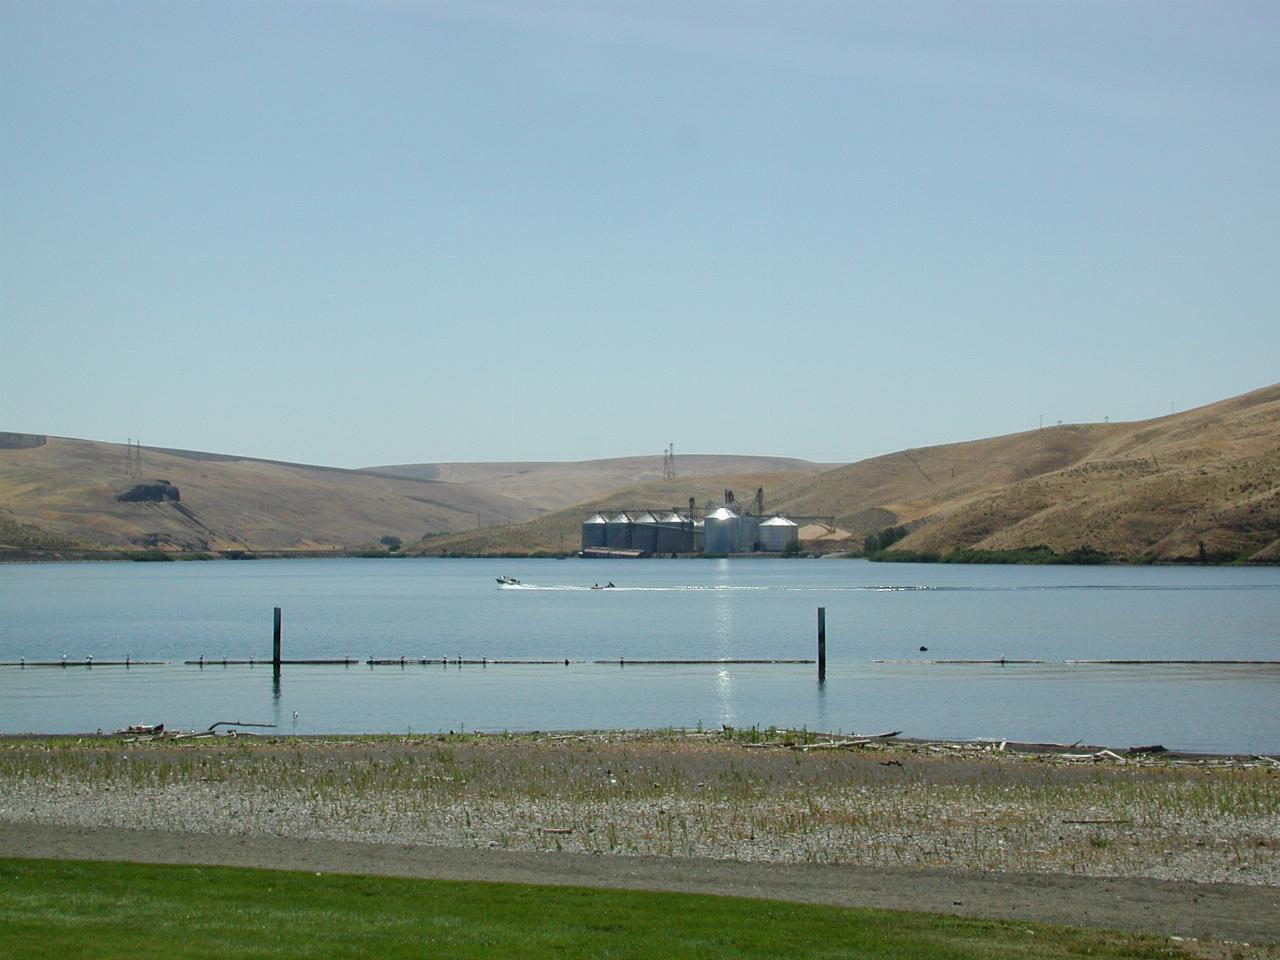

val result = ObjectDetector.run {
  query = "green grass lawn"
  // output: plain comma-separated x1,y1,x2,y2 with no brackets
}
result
0,857,1189,959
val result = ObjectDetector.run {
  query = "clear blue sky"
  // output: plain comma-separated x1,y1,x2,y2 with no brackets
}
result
2,1,1276,467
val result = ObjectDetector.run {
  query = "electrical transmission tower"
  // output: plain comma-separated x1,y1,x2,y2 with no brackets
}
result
662,442,676,481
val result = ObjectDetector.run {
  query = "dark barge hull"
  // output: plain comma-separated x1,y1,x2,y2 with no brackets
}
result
579,547,647,559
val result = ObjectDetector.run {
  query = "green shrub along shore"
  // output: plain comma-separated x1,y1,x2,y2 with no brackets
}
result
863,545,1115,564
856,524,1271,564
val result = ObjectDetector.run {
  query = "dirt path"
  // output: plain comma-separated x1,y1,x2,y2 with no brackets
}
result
3,822,1277,945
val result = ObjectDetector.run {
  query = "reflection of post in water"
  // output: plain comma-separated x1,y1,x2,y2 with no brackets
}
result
270,670,283,732
815,665,828,727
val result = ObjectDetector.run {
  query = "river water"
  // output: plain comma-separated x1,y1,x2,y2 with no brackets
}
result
1,558,1276,752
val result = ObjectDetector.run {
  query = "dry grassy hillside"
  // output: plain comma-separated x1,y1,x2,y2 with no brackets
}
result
7,384,1275,562
413,383,1280,561
0,436,538,554
770,383,1280,562
367,455,836,513
771,424,1113,531
413,470,820,556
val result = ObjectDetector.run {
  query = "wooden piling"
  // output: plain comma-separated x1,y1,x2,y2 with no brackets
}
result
272,607,282,670
817,606,826,681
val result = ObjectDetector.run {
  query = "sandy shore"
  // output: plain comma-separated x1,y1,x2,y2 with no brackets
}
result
1,731,1277,946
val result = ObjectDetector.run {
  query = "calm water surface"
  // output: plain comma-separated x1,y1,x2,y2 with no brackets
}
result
1,558,1277,752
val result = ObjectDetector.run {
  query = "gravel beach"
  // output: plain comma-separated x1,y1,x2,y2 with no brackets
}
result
2,731,1277,948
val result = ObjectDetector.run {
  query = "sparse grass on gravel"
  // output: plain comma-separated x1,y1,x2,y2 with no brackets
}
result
2,732,1276,885
0,857,1214,960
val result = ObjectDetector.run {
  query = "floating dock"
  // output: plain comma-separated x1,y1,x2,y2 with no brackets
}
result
872,659,1045,664
0,659,166,667
596,658,815,665
365,657,582,666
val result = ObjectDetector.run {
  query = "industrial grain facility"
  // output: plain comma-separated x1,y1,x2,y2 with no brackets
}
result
580,490,807,557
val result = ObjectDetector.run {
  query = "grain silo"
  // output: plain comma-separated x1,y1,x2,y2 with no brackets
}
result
605,512,634,549
580,513,608,550
757,516,799,552
703,506,741,554
631,511,660,553
655,511,690,553
737,515,762,552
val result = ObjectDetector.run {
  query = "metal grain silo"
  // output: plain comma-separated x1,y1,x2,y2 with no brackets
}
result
605,512,634,549
631,511,659,553
581,513,608,550
703,506,740,554
737,515,762,552
655,511,690,553
757,516,799,552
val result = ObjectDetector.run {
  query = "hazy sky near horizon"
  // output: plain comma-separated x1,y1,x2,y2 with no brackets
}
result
2,1,1277,468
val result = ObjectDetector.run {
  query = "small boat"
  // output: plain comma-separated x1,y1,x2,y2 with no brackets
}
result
496,576,523,586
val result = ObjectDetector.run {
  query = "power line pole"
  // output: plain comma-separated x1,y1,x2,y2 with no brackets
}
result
126,438,142,478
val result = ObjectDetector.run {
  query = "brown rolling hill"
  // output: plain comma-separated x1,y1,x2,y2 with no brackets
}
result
412,383,1279,562
366,455,838,513
6,383,1275,562
0,435,539,555
413,469,823,556
769,382,1280,562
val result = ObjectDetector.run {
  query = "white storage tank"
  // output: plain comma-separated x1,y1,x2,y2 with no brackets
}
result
757,516,799,552
703,506,740,554
580,513,608,550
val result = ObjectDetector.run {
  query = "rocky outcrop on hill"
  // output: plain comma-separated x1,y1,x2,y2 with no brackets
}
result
0,432,46,450
116,480,180,503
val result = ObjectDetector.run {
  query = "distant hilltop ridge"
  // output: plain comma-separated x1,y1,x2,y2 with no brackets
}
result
362,455,840,514
2,383,1277,562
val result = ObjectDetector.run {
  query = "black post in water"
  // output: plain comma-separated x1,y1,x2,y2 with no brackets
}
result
273,607,282,669
817,607,826,681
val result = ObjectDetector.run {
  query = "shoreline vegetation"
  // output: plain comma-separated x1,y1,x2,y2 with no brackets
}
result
2,728,1276,887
